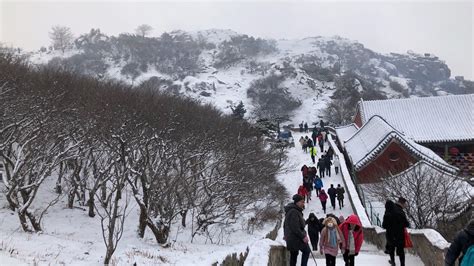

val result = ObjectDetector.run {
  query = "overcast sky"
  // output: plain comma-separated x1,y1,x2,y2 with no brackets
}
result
1,0,473,79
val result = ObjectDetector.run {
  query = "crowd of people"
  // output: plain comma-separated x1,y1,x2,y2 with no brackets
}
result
283,122,473,266
285,122,366,266
284,194,364,266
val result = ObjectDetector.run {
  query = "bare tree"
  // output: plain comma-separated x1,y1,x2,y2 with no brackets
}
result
49,25,74,53
95,135,131,264
364,161,471,229
135,24,153,37
322,97,354,126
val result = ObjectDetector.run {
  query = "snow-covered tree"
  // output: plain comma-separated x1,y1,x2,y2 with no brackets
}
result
135,24,153,37
49,25,74,53
231,101,246,119
365,161,471,229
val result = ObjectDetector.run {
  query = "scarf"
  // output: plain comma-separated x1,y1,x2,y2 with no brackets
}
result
348,228,356,255
328,227,337,247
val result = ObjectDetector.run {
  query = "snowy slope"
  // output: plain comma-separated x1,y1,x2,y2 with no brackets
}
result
27,29,473,126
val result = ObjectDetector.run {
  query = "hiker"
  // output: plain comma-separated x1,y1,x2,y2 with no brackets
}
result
284,194,310,266
314,176,323,197
336,184,345,210
319,134,324,151
327,184,337,210
297,185,308,202
306,213,323,251
307,137,314,148
303,176,313,203
308,166,317,181
445,218,474,266
320,216,345,266
303,136,309,153
304,122,308,133
333,155,341,175
327,146,334,160
311,130,318,147
317,158,326,178
339,214,364,266
301,164,309,179
326,213,341,225
383,200,395,254
318,189,328,214
382,197,410,266
299,136,306,151
324,154,332,177
299,122,304,133
339,215,345,224
309,146,317,164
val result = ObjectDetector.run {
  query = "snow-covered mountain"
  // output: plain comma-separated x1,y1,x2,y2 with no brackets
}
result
30,29,473,124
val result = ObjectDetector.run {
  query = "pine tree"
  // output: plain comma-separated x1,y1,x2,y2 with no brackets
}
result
231,101,246,119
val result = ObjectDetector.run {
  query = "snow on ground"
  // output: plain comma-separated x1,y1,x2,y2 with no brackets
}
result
0,129,423,266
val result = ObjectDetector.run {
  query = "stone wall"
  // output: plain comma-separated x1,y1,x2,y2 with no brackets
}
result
213,247,249,266
267,245,288,266
362,226,447,266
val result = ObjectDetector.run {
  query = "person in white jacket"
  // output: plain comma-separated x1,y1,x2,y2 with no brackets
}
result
333,155,341,175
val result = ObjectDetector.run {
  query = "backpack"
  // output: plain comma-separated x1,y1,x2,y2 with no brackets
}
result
461,245,474,266
461,230,474,266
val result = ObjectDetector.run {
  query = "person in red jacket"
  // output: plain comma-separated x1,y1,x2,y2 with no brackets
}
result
318,189,328,214
339,214,364,266
297,185,308,201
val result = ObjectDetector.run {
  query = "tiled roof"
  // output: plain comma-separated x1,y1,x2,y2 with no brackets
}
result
345,115,458,174
358,94,474,143
335,124,359,145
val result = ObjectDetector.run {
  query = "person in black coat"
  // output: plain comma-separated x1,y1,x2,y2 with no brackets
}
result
324,155,332,177
306,138,314,148
382,197,410,266
327,184,337,210
284,194,310,266
303,176,313,202
382,200,395,252
317,158,325,178
445,219,474,266
306,213,322,251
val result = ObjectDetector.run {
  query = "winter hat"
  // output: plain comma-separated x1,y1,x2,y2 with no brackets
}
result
339,215,345,224
293,194,304,203
398,197,407,204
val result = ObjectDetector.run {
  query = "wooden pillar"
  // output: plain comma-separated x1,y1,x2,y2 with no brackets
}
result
444,144,449,160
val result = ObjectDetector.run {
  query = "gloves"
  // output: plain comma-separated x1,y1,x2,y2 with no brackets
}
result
303,235,309,244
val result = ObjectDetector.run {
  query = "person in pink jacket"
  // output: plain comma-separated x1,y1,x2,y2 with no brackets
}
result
339,214,364,266
318,189,328,214
320,216,345,266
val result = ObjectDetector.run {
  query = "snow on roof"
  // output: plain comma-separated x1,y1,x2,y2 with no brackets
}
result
345,115,458,174
335,123,359,144
358,94,474,143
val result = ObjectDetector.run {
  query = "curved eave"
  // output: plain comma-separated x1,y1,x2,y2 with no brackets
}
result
415,137,474,144
354,133,459,175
